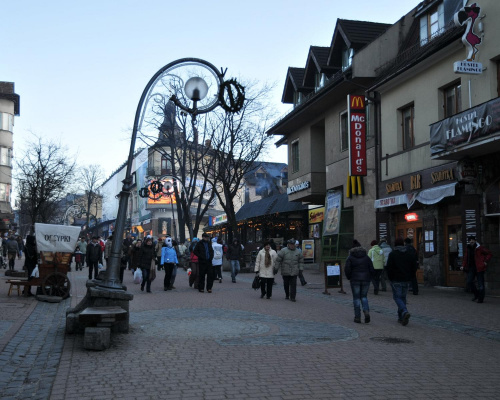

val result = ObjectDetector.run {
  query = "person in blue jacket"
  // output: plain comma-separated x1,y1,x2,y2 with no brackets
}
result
161,237,178,291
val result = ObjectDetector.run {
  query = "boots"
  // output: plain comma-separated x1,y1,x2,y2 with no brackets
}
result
364,311,371,323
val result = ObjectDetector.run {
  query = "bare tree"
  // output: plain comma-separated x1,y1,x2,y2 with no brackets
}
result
79,164,105,229
206,80,276,240
16,135,76,233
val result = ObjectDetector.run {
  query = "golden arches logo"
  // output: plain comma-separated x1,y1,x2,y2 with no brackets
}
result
350,96,365,109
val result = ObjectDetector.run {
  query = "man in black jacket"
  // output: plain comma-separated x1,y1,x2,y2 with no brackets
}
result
87,236,103,280
194,233,214,293
386,237,416,326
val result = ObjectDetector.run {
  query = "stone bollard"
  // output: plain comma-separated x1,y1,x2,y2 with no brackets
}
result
83,327,111,351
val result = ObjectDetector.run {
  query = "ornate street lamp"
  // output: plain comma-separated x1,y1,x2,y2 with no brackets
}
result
100,58,244,290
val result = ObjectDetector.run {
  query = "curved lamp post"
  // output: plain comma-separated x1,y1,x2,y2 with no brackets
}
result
100,58,244,290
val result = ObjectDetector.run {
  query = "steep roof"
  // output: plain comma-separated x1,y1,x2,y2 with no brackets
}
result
303,46,335,88
282,67,307,103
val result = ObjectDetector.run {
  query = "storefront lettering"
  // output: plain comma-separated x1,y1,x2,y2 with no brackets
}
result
411,174,421,190
446,113,493,140
287,181,310,195
431,168,455,184
386,181,403,194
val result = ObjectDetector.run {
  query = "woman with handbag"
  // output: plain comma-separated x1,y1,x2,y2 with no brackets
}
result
254,241,277,299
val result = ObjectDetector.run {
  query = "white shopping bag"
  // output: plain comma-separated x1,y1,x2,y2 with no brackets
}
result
133,268,142,284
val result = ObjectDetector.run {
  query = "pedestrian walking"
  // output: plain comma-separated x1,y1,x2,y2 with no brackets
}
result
104,235,113,267
345,239,375,323
212,237,224,283
155,237,164,271
161,237,178,291
254,240,277,299
6,235,19,270
275,239,304,302
77,237,87,267
295,240,308,286
379,237,392,291
139,237,155,293
74,246,84,271
461,236,492,303
368,240,385,294
129,239,142,274
16,236,24,259
227,238,243,283
404,237,419,295
386,237,416,326
86,236,103,280
23,235,37,296
193,233,214,293
122,234,134,270
188,238,200,289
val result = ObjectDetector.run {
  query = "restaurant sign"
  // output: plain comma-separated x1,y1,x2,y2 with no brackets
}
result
348,95,367,176
430,97,500,156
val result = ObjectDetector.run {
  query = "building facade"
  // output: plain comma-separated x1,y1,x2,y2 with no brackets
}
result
0,82,19,233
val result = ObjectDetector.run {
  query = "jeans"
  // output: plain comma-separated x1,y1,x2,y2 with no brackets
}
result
140,267,151,291
350,280,370,318
230,260,240,281
282,275,297,300
390,281,410,320
466,268,485,301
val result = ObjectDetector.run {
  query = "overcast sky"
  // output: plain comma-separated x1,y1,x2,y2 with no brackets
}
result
2,0,419,181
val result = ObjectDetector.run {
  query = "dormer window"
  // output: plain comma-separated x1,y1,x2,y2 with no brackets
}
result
342,47,354,71
315,73,327,91
419,2,444,46
293,91,305,107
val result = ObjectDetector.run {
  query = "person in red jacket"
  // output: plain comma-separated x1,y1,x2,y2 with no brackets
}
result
461,236,492,303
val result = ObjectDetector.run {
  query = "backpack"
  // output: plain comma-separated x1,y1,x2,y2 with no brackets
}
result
214,246,223,260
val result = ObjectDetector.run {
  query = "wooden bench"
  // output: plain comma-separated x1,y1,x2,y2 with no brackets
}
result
6,280,31,296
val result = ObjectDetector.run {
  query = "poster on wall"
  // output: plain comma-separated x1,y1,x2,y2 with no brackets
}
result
323,191,342,236
302,239,314,263
309,224,321,239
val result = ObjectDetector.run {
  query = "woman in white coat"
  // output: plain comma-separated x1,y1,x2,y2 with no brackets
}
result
254,241,278,299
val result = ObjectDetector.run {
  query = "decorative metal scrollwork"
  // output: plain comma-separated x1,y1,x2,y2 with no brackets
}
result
219,79,245,113
150,180,163,194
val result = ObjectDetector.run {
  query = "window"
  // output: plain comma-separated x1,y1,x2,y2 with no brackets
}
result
0,147,12,167
293,91,304,107
444,82,462,118
342,47,354,71
291,140,299,173
315,73,327,91
161,156,172,175
401,105,415,150
0,183,9,202
0,113,14,132
340,111,348,152
420,2,444,46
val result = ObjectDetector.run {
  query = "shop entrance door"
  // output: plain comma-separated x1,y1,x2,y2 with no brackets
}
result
396,222,423,283
445,216,465,287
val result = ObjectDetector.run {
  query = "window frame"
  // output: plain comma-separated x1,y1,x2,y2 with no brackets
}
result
419,2,445,46
0,147,12,167
0,183,10,202
291,139,300,173
340,111,349,152
443,81,462,118
401,104,415,150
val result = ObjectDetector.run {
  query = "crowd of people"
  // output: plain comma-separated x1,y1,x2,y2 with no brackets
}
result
345,235,493,326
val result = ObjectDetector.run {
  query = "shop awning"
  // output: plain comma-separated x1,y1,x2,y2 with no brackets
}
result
236,193,307,221
374,183,456,209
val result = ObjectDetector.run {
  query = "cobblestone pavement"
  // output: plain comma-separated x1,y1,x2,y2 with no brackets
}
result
1,260,500,399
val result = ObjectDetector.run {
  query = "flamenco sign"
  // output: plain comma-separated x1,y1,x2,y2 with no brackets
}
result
348,95,367,176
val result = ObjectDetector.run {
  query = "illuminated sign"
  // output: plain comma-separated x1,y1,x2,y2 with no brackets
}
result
348,95,367,176
405,213,419,222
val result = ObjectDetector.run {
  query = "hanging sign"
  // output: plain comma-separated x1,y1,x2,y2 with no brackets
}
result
453,3,483,74
347,95,367,176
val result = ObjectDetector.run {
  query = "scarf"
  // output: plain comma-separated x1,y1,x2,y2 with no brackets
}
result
265,249,271,267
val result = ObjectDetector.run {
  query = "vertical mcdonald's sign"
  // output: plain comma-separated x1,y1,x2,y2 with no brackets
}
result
348,95,367,176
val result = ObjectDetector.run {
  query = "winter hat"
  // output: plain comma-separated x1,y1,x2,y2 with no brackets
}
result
211,237,218,243
370,240,378,246
352,239,361,248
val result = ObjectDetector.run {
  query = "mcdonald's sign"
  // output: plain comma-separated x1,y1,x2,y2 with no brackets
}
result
347,95,367,176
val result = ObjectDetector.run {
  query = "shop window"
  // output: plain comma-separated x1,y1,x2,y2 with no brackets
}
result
291,140,299,173
401,104,415,150
340,111,348,152
420,2,445,46
443,81,462,118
